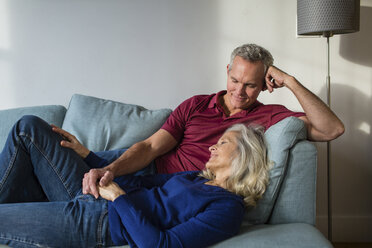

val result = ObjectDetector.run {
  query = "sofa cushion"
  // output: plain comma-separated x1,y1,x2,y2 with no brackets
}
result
62,94,172,151
110,224,330,248
0,105,67,151
243,117,307,225
211,223,332,248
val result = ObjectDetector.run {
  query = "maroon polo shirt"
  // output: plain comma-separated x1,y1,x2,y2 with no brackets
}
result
155,91,305,174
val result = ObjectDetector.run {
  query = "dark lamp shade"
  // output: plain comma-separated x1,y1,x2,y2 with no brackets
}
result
297,0,360,36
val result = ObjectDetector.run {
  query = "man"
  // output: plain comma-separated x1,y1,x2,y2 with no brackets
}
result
75,44,344,198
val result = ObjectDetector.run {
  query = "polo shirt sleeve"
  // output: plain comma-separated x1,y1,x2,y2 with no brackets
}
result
268,104,306,128
160,97,196,142
110,196,244,248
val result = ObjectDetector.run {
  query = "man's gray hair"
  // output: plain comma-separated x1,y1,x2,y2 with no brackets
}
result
229,44,274,74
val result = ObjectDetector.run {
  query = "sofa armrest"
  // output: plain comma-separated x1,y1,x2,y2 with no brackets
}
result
269,140,317,225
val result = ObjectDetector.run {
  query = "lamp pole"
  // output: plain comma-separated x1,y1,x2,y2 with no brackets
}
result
325,33,332,241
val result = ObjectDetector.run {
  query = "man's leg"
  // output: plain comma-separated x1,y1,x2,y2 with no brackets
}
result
0,115,90,203
0,195,114,248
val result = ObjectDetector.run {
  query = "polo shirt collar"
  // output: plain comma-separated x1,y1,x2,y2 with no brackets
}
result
207,91,224,109
208,90,261,115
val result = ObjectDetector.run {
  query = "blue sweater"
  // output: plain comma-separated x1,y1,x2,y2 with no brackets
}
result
85,152,245,248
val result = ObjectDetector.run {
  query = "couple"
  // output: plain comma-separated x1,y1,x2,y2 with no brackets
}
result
0,44,343,247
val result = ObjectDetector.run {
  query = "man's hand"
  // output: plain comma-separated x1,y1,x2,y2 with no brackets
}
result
82,168,115,199
264,66,293,93
98,181,126,202
51,125,90,158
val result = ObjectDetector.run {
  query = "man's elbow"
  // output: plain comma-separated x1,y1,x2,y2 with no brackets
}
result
327,123,345,140
309,122,345,142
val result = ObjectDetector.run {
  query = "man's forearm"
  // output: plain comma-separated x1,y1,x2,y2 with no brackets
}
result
82,141,156,198
105,141,156,177
102,129,177,177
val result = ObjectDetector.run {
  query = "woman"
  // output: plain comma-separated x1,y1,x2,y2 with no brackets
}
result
0,115,271,248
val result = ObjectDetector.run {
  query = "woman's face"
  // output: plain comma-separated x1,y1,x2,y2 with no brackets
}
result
205,131,238,173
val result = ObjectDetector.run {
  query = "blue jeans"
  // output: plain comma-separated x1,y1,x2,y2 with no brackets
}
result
0,115,115,247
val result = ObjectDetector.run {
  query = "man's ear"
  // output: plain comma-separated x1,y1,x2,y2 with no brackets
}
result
226,64,230,74
261,78,267,91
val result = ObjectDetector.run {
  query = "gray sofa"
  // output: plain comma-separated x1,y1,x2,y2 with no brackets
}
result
0,94,332,248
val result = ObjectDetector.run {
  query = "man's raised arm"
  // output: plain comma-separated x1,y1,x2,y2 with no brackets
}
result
265,66,345,142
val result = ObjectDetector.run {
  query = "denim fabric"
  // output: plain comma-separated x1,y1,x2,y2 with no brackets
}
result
0,195,114,248
0,115,114,247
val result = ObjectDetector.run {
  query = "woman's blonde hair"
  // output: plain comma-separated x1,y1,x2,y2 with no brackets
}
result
200,124,272,207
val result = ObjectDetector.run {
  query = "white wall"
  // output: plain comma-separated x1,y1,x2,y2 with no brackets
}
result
1,0,371,242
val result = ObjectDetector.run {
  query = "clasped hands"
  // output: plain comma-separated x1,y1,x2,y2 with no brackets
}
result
96,179,126,202
83,168,125,201
52,125,125,202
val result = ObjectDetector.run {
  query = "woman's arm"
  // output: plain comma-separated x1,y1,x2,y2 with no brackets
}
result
84,151,109,168
99,173,183,196
51,125,90,158
109,196,244,248
114,172,190,190
52,125,111,168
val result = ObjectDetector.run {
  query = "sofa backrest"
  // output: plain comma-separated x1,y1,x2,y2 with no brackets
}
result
0,105,67,151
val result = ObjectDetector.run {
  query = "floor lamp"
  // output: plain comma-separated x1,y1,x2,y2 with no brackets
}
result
297,0,360,242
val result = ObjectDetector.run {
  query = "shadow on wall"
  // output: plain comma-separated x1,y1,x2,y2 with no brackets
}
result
336,5,372,207
339,6,372,68
332,7,372,241
322,83,372,241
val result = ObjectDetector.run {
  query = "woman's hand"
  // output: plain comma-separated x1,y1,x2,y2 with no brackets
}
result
98,181,126,202
51,124,90,158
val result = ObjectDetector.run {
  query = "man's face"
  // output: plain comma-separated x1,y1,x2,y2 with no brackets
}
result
225,56,265,113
